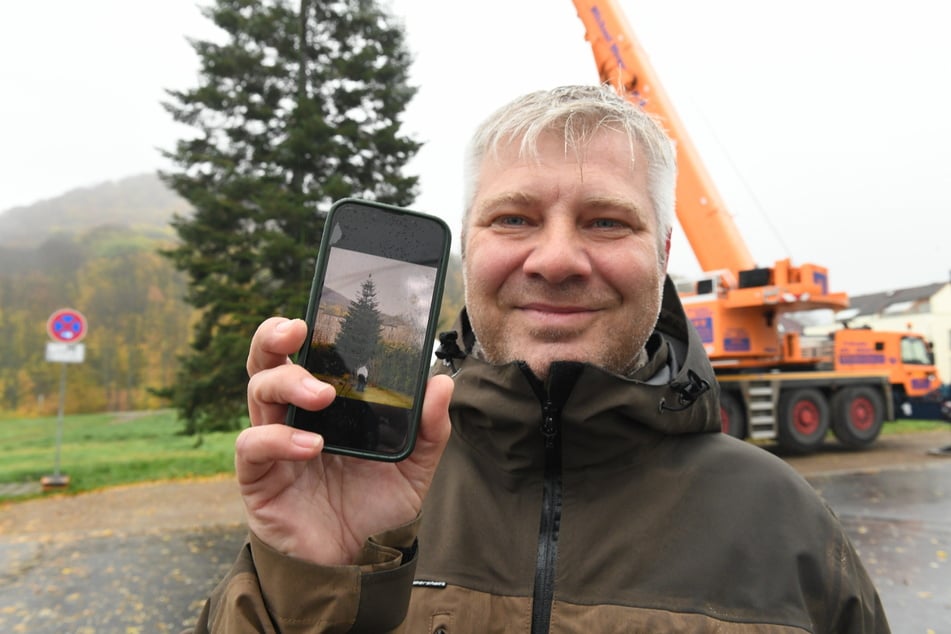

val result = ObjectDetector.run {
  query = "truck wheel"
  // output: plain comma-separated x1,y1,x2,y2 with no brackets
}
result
720,391,746,439
778,388,829,453
831,387,885,449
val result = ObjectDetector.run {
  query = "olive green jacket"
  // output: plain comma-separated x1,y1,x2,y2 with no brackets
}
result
195,278,889,633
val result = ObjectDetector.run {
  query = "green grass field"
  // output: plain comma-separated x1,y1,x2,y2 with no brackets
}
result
0,410,238,497
0,409,945,501
887,418,948,433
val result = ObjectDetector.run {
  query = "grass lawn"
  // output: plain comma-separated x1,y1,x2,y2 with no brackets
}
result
0,409,944,500
883,418,948,433
0,410,238,497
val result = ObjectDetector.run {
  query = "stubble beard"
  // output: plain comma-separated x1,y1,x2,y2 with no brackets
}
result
465,279,664,380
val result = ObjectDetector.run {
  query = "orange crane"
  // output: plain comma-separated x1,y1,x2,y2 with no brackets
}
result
572,0,942,452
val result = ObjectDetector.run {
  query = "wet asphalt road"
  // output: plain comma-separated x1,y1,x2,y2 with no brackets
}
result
808,462,951,633
0,523,247,633
1,463,949,633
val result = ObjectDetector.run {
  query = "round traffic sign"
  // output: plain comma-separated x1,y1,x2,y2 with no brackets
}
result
47,308,88,343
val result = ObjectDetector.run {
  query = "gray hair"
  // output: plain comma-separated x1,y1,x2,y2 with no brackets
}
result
462,85,676,258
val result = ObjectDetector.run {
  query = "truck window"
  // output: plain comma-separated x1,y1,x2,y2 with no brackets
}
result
901,336,932,365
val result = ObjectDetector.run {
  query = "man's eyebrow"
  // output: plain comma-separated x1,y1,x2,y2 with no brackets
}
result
581,195,646,217
473,192,537,214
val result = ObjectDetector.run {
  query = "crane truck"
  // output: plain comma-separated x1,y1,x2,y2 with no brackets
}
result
571,0,942,453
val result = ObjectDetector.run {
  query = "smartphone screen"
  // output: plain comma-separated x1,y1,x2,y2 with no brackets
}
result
287,198,451,461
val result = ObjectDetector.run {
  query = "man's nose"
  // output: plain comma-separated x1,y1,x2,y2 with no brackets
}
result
522,222,592,283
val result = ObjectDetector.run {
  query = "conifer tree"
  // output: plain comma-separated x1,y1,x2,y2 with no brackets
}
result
160,0,420,433
334,275,383,372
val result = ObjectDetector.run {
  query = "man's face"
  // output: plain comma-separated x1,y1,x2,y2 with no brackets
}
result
463,129,666,379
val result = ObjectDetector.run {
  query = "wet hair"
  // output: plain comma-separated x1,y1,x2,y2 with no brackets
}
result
462,84,676,259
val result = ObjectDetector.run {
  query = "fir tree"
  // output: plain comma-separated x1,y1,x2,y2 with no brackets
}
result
159,0,420,433
334,275,383,372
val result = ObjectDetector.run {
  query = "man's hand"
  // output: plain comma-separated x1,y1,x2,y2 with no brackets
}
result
236,317,453,565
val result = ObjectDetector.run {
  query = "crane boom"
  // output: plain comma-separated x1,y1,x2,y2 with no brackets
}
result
572,0,755,275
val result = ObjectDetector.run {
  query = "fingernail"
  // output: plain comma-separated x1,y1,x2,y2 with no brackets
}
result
291,430,321,449
275,319,293,333
303,376,335,399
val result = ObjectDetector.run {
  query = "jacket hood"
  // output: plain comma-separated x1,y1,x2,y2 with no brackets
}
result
432,276,722,472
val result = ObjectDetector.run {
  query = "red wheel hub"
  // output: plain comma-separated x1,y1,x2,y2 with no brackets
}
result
848,397,874,431
792,400,820,435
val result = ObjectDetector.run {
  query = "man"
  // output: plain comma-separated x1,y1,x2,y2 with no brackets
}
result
195,85,889,632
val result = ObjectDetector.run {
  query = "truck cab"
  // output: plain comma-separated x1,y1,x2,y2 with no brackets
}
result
833,329,941,402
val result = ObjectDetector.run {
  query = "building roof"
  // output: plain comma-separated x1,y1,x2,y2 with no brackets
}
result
843,281,948,319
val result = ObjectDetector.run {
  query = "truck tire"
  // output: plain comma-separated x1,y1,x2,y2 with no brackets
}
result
831,386,885,449
719,391,746,439
777,388,829,453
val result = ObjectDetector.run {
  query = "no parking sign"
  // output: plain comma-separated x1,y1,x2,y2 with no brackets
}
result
47,308,87,343
45,308,87,363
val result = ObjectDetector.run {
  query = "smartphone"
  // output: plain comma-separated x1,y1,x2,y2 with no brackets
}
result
287,198,451,461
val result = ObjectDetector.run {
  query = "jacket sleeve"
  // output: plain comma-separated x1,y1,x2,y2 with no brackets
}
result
827,523,891,634
193,519,420,634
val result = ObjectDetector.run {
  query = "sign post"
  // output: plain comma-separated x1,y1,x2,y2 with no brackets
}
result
42,308,87,491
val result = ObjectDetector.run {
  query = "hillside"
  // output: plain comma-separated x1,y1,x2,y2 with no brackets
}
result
0,173,189,248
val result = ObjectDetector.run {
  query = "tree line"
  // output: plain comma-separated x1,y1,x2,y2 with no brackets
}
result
0,218,461,424
0,226,192,417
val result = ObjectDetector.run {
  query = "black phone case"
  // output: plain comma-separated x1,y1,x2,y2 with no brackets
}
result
286,198,451,461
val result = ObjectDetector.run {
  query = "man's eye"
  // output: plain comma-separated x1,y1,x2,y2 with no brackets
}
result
496,215,527,226
592,218,625,229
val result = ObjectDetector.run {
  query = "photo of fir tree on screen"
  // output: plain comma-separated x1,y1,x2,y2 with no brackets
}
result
307,246,437,409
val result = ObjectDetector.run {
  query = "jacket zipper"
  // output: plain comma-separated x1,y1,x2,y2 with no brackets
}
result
522,363,564,634
532,399,562,634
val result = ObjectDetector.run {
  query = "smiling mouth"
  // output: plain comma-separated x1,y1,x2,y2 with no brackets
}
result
517,304,600,327
521,302,597,314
